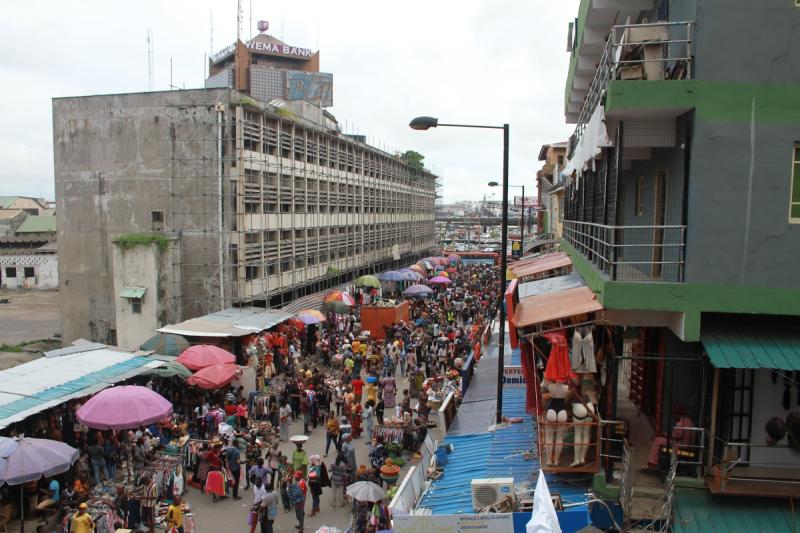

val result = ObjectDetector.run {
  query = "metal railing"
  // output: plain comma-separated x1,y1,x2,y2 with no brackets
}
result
570,20,694,158
711,437,800,491
563,220,686,282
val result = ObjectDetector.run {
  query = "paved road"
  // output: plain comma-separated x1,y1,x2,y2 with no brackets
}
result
189,372,414,532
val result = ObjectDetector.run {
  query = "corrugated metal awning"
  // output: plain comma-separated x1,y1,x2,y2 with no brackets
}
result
702,325,800,370
158,306,293,338
0,348,156,429
509,252,571,279
120,287,147,299
518,272,585,300
512,286,602,329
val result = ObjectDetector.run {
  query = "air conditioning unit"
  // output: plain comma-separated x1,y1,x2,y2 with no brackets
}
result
470,478,515,511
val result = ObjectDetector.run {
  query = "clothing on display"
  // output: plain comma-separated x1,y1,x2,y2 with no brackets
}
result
543,331,576,383
571,327,597,373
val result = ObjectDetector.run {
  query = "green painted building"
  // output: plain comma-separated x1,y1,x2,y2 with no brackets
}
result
557,0,800,525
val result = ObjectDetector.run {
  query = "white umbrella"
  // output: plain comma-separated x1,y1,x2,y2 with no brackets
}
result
526,470,562,533
346,480,386,502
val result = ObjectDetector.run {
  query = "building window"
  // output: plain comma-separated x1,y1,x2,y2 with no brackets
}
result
4,267,16,278
131,298,142,314
245,266,260,280
790,143,800,223
24,267,34,278
151,210,164,231
635,176,645,217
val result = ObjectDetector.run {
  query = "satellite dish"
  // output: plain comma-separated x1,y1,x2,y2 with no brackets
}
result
257,20,269,33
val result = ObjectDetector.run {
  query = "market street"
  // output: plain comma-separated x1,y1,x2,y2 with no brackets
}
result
188,371,414,532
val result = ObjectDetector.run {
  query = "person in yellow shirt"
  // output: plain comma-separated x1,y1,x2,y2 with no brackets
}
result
166,495,184,533
70,502,95,533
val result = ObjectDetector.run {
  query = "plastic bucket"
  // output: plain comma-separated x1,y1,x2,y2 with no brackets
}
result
435,447,449,467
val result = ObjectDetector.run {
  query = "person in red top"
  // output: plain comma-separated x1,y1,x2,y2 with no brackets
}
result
351,377,364,404
351,402,363,439
224,402,237,417
236,399,249,428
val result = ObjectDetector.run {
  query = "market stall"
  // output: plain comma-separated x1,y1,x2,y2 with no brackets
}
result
360,300,410,340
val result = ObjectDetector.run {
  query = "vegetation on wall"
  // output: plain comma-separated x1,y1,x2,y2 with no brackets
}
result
113,233,170,253
326,266,341,276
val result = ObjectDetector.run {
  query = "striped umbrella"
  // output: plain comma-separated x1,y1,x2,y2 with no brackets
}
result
323,291,355,313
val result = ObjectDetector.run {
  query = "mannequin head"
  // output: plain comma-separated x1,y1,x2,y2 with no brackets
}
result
765,417,786,446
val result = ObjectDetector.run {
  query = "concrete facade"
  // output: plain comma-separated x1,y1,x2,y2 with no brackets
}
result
111,241,177,350
53,88,437,344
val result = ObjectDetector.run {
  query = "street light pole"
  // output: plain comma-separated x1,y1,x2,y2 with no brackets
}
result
520,184,525,254
409,116,509,424
496,124,509,425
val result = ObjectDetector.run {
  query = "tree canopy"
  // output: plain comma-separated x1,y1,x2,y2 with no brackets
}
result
401,150,425,172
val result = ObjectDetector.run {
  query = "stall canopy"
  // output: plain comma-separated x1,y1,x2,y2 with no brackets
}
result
158,307,293,338
0,346,159,430
517,273,585,300
701,325,800,371
509,252,572,280
512,287,603,330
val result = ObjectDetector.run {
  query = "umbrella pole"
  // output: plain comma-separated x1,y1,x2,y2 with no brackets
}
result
19,484,24,533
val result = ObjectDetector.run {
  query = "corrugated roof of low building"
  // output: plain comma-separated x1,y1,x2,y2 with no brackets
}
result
15,215,56,234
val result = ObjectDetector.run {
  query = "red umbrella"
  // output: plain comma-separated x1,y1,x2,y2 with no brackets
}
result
186,364,242,389
446,267,458,274
176,345,236,371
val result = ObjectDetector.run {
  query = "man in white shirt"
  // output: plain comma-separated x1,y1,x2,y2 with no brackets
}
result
251,476,267,533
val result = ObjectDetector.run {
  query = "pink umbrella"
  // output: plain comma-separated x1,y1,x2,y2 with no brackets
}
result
76,386,173,430
176,344,236,371
429,276,452,284
186,364,242,389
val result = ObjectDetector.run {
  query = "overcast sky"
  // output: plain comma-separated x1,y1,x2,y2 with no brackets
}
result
0,0,578,203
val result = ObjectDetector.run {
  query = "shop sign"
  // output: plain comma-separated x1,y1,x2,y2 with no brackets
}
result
503,366,526,387
211,40,314,63
394,513,514,533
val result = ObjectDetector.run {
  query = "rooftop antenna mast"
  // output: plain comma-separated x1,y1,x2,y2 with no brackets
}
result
236,0,243,42
146,29,154,90
209,9,214,54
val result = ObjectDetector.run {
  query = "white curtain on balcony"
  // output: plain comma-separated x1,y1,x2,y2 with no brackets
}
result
563,105,613,189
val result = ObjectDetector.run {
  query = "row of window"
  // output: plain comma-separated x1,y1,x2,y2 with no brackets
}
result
3,267,35,278
239,233,435,281
239,110,437,187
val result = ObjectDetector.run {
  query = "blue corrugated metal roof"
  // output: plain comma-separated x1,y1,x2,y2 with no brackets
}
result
418,388,588,515
510,347,521,366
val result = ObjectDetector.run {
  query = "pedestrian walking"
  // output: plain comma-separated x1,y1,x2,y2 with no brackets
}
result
287,471,307,530
363,400,375,439
329,454,349,508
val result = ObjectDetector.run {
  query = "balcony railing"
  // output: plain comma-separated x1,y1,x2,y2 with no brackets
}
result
570,20,694,158
563,220,686,282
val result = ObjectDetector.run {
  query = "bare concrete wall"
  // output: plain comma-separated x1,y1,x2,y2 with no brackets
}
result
53,89,232,343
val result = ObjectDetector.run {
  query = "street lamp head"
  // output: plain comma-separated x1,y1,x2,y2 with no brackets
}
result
487,181,499,187
409,116,439,130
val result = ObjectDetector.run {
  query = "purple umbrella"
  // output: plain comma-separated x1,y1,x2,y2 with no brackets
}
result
429,275,452,284
378,271,406,282
403,284,433,297
0,436,79,533
76,385,173,430
0,436,79,485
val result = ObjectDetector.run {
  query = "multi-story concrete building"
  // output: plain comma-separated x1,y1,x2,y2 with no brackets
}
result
508,1,800,526
535,142,567,238
53,88,437,348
